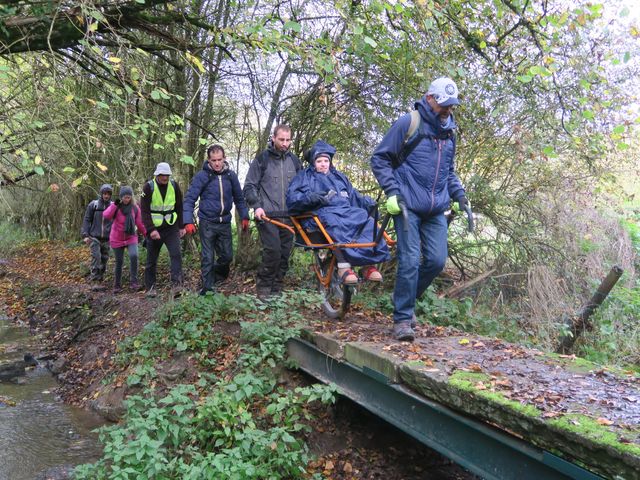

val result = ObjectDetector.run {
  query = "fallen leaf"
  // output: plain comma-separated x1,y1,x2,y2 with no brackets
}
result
324,460,334,471
459,338,470,345
343,462,353,473
468,363,482,373
596,417,614,426
474,382,487,390
543,411,561,418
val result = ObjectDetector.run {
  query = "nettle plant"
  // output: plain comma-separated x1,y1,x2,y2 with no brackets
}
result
77,295,336,479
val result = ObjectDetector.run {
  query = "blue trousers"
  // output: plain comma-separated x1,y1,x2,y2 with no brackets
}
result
393,211,448,324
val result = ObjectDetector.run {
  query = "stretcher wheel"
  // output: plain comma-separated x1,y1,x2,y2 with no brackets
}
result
313,250,352,320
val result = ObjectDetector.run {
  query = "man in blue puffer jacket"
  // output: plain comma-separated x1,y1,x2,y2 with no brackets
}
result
371,77,469,342
184,145,249,295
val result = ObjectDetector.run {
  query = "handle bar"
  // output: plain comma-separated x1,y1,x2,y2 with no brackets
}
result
464,204,474,233
399,201,409,232
374,213,391,245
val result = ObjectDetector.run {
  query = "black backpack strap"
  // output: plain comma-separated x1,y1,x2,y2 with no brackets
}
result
395,111,456,168
257,150,271,180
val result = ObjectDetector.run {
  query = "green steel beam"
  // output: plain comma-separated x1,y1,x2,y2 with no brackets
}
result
287,338,603,480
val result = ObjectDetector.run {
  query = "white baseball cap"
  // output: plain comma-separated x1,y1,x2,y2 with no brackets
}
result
427,77,460,107
154,162,172,176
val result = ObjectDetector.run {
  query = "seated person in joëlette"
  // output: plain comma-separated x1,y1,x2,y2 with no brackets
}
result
286,140,391,285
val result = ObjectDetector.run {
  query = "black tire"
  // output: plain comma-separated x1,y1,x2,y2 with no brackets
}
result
313,250,352,320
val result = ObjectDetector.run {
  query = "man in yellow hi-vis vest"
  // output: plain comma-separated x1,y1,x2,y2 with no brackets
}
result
140,162,186,296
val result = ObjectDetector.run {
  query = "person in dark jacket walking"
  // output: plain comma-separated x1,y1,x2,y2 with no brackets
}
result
370,77,469,342
81,184,113,282
140,162,186,296
243,125,302,300
286,140,390,284
184,145,250,295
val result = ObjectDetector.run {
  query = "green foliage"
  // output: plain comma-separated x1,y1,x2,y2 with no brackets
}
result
117,293,256,369
413,288,526,343
0,220,38,255
578,284,640,367
76,294,335,479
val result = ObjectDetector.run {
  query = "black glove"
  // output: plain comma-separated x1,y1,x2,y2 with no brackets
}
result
308,192,328,206
456,196,469,211
114,198,121,206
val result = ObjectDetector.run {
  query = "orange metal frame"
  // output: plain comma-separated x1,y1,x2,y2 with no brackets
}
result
261,213,396,288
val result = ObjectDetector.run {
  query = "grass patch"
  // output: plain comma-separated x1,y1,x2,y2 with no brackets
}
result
0,220,38,256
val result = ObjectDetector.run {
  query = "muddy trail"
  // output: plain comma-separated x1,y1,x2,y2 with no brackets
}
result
0,241,473,479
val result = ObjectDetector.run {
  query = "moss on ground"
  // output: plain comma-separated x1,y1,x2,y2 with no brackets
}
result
448,371,541,418
549,414,640,457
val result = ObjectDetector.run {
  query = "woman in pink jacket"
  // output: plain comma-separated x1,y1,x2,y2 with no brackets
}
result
103,186,147,292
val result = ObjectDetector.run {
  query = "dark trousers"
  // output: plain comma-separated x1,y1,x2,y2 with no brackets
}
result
144,227,182,290
256,220,293,293
89,238,110,280
112,244,139,287
199,219,233,292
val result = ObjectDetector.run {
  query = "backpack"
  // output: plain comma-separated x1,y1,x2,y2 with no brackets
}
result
393,110,456,168
89,199,107,214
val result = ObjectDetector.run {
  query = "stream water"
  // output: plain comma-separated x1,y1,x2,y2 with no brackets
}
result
0,316,104,480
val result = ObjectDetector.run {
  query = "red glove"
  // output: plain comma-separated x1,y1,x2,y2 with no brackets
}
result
184,224,196,235
241,219,249,232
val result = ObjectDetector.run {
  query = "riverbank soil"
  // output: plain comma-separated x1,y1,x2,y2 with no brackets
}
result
0,240,472,479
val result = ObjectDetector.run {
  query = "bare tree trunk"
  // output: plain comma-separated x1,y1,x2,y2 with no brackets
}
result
556,266,624,353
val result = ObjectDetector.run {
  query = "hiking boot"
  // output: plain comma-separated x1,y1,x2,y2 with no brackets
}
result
361,266,382,282
113,286,122,294
199,288,215,296
411,313,417,329
393,321,415,342
130,282,142,291
257,287,274,302
145,288,157,298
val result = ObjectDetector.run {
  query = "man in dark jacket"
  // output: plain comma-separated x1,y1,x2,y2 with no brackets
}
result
81,184,113,282
371,77,469,342
140,162,185,295
243,124,302,300
184,145,250,295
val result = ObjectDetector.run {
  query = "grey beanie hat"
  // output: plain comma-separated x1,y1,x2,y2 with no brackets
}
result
119,186,134,197
100,184,113,194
